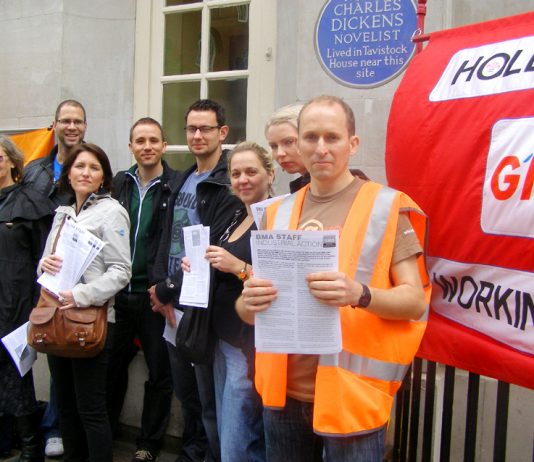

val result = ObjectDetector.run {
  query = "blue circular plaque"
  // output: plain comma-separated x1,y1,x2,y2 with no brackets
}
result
315,0,417,88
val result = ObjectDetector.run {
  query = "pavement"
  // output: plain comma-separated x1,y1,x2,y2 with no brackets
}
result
0,439,178,462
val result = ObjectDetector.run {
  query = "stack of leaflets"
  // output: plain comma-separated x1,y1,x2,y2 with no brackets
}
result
37,218,105,295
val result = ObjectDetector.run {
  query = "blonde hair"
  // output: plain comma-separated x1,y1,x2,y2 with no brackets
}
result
228,141,274,173
227,141,275,195
264,103,303,137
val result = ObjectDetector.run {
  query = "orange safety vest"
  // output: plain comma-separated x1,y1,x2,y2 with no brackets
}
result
255,181,430,436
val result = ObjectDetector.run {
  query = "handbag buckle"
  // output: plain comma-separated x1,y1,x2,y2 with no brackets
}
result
75,332,87,346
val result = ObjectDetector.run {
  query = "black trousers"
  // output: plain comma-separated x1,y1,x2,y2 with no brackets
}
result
106,291,173,453
48,323,114,462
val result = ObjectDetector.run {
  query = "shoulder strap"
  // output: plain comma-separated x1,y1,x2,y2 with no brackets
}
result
51,216,67,254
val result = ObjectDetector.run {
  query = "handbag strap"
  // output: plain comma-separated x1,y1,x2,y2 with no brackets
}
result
51,216,68,254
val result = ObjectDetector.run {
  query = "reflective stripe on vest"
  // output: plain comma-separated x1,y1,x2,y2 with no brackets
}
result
355,186,397,285
272,185,416,383
419,306,429,322
260,182,429,434
271,186,430,327
319,350,407,382
273,194,297,230
317,186,408,382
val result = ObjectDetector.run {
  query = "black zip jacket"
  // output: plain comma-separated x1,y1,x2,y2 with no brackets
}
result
152,150,244,304
113,160,181,286
22,145,72,207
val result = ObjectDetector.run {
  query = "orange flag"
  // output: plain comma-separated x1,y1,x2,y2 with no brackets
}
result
12,128,55,166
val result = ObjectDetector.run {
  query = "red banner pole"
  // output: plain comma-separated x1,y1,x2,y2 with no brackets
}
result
414,0,430,53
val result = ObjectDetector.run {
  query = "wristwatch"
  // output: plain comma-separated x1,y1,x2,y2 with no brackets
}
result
352,283,371,309
237,263,249,281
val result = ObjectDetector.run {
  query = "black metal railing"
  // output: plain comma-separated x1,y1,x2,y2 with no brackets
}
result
392,358,533,462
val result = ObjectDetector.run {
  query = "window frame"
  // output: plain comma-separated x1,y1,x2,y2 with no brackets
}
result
133,0,277,155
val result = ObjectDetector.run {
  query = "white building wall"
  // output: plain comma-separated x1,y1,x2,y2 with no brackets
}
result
1,0,532,456
271,0,534,190
0,0,136,172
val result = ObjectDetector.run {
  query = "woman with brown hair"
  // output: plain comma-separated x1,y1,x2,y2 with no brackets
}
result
39,143,131,462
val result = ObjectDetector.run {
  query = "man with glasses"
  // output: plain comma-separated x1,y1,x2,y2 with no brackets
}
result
150,99,242,462
22,99,87,459
23,99,87,204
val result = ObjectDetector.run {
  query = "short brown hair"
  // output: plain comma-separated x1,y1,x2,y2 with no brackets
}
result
55,99,87,122
129,117,165,142
299,95,356,136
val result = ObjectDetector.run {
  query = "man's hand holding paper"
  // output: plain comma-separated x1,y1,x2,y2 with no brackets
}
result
248,229,342,354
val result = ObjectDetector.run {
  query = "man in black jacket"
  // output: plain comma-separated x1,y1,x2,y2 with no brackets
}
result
23,99,87,206
107,118,178,462
149,100,242,462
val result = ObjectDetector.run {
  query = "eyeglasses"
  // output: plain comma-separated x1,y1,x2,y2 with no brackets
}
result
56,119,85,127
184,125,220,135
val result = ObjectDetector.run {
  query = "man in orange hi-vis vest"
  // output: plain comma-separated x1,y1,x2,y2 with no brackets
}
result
236,95,431,462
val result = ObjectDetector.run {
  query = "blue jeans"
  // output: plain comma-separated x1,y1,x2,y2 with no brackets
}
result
167,341,219,462
263,397,385,462
213,340,265,462
41,378,61,440
193,362,220,462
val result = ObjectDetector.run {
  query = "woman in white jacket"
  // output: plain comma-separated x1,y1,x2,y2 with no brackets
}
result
39,143,131,462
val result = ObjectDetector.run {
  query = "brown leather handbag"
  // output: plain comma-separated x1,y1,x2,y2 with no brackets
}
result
27,217,108,358
28,289,108,358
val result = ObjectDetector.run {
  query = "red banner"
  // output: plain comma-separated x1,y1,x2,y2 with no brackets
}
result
386,12,534,389
12,127,55,165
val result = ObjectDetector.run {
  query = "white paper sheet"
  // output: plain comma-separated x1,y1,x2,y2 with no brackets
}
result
179,225,211,308
251,230,342,354
38,219,105,295
1,322,37,377
163,309,184,346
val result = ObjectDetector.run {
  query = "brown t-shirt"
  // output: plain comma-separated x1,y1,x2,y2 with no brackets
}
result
286,178,422,402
